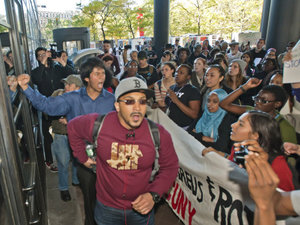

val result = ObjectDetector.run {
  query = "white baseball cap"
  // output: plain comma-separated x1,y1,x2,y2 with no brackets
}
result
115,77,154,100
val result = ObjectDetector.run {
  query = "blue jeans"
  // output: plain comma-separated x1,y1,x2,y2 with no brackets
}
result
94,200,154,225
51,134,71,190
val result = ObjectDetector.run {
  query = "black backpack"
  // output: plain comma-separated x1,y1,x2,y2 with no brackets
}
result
91,114,160,182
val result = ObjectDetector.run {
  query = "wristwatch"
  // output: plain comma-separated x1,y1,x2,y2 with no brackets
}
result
150,192,161,203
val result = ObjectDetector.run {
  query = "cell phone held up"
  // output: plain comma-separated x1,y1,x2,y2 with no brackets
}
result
234,145,249,167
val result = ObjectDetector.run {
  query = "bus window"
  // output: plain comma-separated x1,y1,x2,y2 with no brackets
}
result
0,26,15,76
0,0,8,25
63,40,82,55
14,2,22,33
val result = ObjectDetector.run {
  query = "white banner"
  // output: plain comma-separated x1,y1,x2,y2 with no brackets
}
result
147,108,255,225
283,40,300,83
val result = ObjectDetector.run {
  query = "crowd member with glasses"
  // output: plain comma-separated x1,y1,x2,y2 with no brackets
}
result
119,60,146,83
17,57,115,225
219,78,297,144
68,77,178,225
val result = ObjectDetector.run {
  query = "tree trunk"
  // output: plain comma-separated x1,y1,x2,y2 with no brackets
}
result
101,27,106,40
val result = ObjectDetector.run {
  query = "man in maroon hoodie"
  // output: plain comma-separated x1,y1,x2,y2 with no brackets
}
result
68,77,179,225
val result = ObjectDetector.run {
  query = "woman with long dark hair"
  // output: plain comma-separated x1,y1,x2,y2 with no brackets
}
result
203,110,294,191
153,62,176,109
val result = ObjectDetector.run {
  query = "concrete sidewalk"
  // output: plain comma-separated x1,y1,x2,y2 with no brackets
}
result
46,165,183,225
46,168,84,225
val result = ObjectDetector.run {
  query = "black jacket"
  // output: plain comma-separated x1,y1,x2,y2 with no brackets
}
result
31,60,75,97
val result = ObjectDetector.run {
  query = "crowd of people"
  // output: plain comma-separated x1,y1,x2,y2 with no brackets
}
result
5,37,300,225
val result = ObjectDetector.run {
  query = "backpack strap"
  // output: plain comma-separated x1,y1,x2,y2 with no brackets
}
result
147,119,160,182
92,114,106,148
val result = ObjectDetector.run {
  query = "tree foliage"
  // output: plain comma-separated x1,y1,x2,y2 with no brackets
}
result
170,0,263,39
42,18,73,45
41,0,263,42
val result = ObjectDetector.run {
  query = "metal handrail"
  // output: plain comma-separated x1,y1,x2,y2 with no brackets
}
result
22,162,36,192
13,99,23,124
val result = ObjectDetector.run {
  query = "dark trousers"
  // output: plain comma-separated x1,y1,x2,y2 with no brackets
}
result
77,164,97,225
42,115,53,163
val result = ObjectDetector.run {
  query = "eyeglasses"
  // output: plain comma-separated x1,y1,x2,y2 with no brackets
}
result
38,53,46,57
252,95,276,104
118,99,148,105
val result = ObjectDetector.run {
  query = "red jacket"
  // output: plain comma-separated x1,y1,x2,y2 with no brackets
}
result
68,111,179,209
228,147,294,191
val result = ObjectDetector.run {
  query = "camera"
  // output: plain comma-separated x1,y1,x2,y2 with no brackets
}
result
49,44,62,59
234,145,249,167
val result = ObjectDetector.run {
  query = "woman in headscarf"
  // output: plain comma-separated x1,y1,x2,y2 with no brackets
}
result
188,88,236,153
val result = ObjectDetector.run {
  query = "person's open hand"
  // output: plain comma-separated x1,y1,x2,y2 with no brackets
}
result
283,142,300,156
243,78,262,90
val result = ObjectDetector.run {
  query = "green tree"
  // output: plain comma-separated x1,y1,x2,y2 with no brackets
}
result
80,1,102,41
71,14,86,27
69,0,263,42
169,0,263,39
120,1,139,39
42,18,74,45
105,14,127,39
174,0,216,35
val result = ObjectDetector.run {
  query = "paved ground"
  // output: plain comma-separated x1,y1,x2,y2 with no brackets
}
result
46,164,183,225
46,167,84,225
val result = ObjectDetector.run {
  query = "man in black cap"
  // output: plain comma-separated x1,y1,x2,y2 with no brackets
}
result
68,77,178,225
137,51,159,88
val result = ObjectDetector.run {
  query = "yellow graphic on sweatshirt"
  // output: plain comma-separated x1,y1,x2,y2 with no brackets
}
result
107,142,143,170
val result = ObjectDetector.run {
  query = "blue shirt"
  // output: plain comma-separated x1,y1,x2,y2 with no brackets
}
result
9,89,17,102
23,86,115,121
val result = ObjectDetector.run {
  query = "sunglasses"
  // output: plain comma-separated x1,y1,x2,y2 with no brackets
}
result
118,99,148,105
252,95,276,104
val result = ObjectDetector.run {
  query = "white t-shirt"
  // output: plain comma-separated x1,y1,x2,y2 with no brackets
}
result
291,190,300,215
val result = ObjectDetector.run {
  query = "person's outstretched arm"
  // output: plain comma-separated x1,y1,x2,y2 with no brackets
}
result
17,74,71,116
220,78,262,115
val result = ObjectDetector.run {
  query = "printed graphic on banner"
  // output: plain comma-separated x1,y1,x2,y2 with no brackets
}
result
283,40,300,83
166,167,253,225
146,108,255,225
